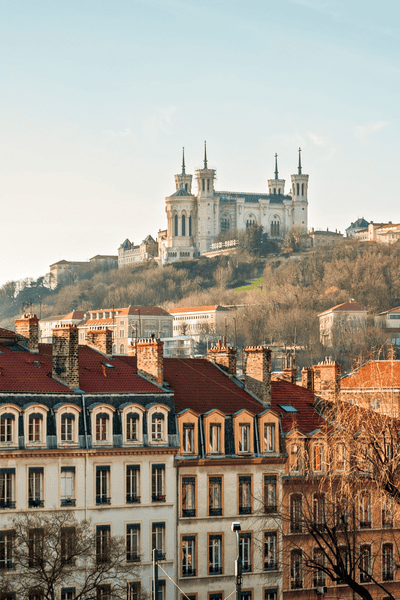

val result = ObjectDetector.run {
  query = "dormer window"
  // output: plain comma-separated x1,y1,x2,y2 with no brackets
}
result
264,423,275,452
0,413,15,443
89,405,115,446
96,414,109,442
61,414,74,442
24,406,48,447
152,413,164,441
54,405,80,447
183,423,194,454
126,413,139,442
29,414,43,442
210,424,221,454
239,424,250,453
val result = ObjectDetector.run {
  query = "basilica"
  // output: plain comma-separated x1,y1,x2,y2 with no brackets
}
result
158,143,309,264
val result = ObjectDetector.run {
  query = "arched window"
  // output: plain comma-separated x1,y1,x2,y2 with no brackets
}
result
120,344,125,354
301,183,304,196
174,214,178,237
202,179,205,192
270,220,280,237
188,215,192,236
220,218,230,232
185,183,188,191
207,179,210,191
297,183,300,195
278,188,281,194
182,215,186,236
112,344,116,354
273,188,276,195
246,215,256,228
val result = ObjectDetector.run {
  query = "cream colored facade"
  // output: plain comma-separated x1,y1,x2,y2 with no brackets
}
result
160,146,309,264
169,305,231,337
354,222,400,244
318,301,368,347
118,235,158,267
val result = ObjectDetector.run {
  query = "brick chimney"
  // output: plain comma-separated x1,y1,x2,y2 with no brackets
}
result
282,351,297,384
312,357,341,401
301,367,314,390
207,340,237,376
85,329,113,356
136,338,164,386
15,313,39,353
52,325,80,389
127,340,137,357
243,345,271,406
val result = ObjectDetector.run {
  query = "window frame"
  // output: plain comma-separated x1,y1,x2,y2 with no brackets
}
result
60,467,76,507
0,469,15,509
55,404,81,447
126,465,140,504
208,533,223,575
24,406,48,447
181,476,196,518
126,524,141,562
89,405,115,446
151,522,166,560
238,475,252,515
208,476,223,517
95,466,111,505
181,534,197,577
263,475,277,514
263,531,277,571
28,468,44,508
152,464,166,502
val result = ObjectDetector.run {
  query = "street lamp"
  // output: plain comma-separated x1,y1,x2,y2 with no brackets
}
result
231,522,242,600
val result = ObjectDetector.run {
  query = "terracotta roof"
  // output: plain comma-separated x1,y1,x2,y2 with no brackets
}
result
377,306,400,316
62,311,86,321
118,306,170,316
0,328,16,340
341,360,400,390
39,315,66,323
318,301,367,316
270,380,326,435
79,318,115,327
168,305,229,314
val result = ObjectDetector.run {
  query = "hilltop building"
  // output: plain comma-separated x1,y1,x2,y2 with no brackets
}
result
354,222,400,244
49,255,117,289
118,235,158,267
318,301,368,347
345,218,369,238
159,145,309,264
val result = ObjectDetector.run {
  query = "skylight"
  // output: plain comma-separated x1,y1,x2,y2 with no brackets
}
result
278,404,298,413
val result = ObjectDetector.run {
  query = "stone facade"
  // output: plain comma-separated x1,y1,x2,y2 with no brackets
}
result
207,340,237,375
52,325,80,389
159,145,309,263
15,313,39,353
118,235,158,267
137,338,164,386
244,346,272,406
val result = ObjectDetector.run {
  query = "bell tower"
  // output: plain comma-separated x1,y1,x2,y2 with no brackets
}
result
291,147,309,231
174,147,193,193
195,141,218,253
267,153,285,195
195,141,216,197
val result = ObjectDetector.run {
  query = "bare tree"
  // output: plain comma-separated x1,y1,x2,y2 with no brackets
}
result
0,511,138,600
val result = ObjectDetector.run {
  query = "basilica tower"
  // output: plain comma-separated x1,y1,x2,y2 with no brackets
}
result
267,153,286,195
195,142,218,253
291,148,309,231
174,147,193,193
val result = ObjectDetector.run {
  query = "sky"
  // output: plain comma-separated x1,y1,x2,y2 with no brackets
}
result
1,0,400,286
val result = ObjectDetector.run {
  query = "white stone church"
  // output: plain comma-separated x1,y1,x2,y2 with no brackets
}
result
159,143,309,264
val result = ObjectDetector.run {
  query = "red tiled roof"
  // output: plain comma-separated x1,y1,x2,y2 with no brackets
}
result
318,301,367,316
270,380,325,435
341,360,400,390
62,311,86,321
0,328,16,340
119,306,170,316
168,305,228,314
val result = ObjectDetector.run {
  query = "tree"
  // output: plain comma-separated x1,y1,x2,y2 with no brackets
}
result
0,511,137,600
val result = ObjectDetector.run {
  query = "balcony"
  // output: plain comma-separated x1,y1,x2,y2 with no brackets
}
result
152,494,166,503
126,495,141,504
360,521,371,529
209,566,223,575
28,499,44,508
264,505,277,514
264,562,277,571
0,501,15,509
182,508,196,518
96,496,111,505
239,506,252,515
209,508,222,517
182,567,196,577
61,498,76,507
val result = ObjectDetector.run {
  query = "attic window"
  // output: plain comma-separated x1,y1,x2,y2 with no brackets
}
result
32,361,41,368
278,404,298,413
102,362,115,369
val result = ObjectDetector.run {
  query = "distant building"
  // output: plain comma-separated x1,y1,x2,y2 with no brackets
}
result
354,222,400,244
168,305,231,337
345,217,369,238
318,301,368,347
375,306,400,346
49,256,117,289
39,310,86,343
118,235,158,267
308,228,343,247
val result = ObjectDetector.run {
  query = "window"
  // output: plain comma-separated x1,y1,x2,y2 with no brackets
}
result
127,582,141,600
182,477,196,517
95,414,109,442
182,215,186,236
290,443,300,473
313,548,325,586
238,476,252,515
0,469,15,509
61,590,75,600
359,491,371,528
151,414,164,442
210,424,221,453
96,467,110,505
335,494,348,528
221,218,230,232
152,522,165,560
152,580,166,600
382,543,394,581
182,535,196,576
28,468,44,508
239,424,250,453
290,550,303,589
97,584,111,600
360,545,371,582
152,465,165,502
96,526,110,564
61,414,75,442
126,524,140,562
313,444,324,472
61,528,75,565
0,531,13,569
313,494,325,529
264,532,277,571
209,477,222,516
183,423,194,453
290,494,302,533
208,534,222,574
263,475,277,513
0,414,14,443
264,590,277,600
188,215,192,236
126,413,139,442
29,528,44,567
119,330,125,338
29,593,43,600
126,465,140,503
336,443,345,471
28,414,42,442
174,215,178,237
382,496,393,528
61,467,75,507
239,533,252,572
264,424,275,452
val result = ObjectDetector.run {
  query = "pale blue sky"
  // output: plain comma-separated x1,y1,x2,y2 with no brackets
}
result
1,0,400,284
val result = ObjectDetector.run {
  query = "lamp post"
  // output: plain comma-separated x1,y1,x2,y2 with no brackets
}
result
231,522,242,600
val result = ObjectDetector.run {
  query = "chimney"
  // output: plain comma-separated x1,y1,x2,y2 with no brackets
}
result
301,367,314,390
282,351,297,384
136,338,164,386
52,325,80,389
127,340,137,357
243,345,271,406
207,339,237,376
312,357,341,401
85,329,113,356
15,313,39,353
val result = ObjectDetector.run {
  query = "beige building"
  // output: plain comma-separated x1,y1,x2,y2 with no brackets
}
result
118,235,158,267
49,255,117,289
78,306,173,354
375,306,400,346
39,310,86,343
308,228,343,247
169,305,231,337
318,301,368,347
354,222,400,244
159,145,309,264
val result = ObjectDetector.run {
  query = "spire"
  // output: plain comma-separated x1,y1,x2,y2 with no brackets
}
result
274,153,278,180
298,147,302,175
204,140,208,169
181,147,186,175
